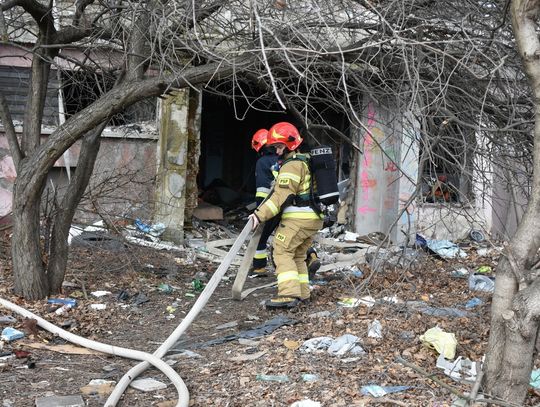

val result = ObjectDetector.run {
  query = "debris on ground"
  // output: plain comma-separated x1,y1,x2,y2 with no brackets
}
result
469,273,495,293
1,218,534,406
360,384,412,397
420,327,458,359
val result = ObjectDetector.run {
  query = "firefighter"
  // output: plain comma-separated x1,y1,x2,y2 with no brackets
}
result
250,129,281,276
248,122,324,309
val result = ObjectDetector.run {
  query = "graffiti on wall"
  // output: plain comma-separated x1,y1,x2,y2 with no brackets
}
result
0,142,15,216
357,102,378,215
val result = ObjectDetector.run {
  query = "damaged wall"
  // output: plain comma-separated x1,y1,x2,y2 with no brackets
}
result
0,125,159,223
353,98,404,243
154,89,202,243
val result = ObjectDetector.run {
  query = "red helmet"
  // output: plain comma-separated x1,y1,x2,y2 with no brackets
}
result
267,122,303,151
251,129,268,152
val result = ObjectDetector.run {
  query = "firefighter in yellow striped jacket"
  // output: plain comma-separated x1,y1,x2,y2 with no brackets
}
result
249,122,323,309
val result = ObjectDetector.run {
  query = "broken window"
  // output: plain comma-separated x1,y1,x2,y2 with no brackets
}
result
0,66,59,125
420,118,473,204
61,71,156,125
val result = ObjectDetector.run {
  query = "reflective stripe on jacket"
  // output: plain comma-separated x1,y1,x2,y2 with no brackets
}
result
255,152,321,222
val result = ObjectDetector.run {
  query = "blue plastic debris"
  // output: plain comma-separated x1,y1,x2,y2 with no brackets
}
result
360,385,411,397
469,274,495,293
530,369,540,389
1,327,25,342
465,298,483,309
426,239,467,259
47,298,77,307
135,219,166,237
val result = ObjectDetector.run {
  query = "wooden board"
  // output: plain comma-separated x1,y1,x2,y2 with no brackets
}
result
231,226,263,300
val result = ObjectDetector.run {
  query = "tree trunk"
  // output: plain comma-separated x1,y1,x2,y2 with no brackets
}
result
484,1,540,403
11,179,48,299
10,61,240,299
47,124,106,293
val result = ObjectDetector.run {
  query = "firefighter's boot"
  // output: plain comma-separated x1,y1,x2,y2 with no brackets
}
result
265,296,301,309
306,247,321,281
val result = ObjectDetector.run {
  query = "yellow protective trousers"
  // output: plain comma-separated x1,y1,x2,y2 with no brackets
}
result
272,217,323,300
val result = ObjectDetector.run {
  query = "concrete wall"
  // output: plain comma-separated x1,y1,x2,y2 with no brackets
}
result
353,98,403,243
0,126,158,223
153,89,202,241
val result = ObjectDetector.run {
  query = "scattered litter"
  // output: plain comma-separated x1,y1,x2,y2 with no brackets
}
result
301,374,319,382
158,284,173,294
14,350,30,358
301,334,365,356
35,395,84,407
338,296,375,308
469,229,485,242
420,327,457,359
465,298,483,309
24,342,103,355
194,271,209,282
381,296,400,304
91,291,111,297
90,304,107,310
436,354,478,382
368,320,383,338
283,340,301,350
0,316,16,325
407,301,469,318
166,350,202,359
530,368,540,389
360,384,411,397
134,219,166,237
191,279,205,292
229,350,267,362
238,338,259,346
215,321,238,330
476,265,492,274
476,248,492,257
343,231,360,242
426,239,467,259
185,293,196,298
308,310,333,318
256,374,289,382
166,305,176,314
0,353,14,362
54,304,74,315
132,293,149,305
47,298,77,307
130,378,167,392
469,274,495,293
80,379,116,396
290,400,321,407
173,315,297,349
1,327,24,342
452,268,469,278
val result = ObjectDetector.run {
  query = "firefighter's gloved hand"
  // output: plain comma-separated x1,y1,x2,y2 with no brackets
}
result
248,213,260,230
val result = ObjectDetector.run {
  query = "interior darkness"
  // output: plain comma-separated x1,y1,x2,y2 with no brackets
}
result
61,71,155,125
198,90,350,207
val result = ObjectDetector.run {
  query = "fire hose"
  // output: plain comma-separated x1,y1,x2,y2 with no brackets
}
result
0,219,254,407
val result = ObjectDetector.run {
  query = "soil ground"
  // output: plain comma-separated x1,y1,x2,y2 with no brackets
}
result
0,230,539,407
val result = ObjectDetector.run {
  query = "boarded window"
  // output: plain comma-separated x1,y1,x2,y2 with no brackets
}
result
0,66,59,125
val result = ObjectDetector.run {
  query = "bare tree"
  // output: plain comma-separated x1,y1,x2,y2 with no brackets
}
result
2,0,540,403
482,0,540,404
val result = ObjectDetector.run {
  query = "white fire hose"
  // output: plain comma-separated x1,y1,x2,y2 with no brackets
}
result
0,220,253,407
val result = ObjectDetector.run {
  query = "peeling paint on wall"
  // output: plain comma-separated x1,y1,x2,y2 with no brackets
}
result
154,90,191,243
354,98,402,241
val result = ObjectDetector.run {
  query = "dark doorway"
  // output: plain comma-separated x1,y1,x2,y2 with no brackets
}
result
198,90,351,208
199,92,291,204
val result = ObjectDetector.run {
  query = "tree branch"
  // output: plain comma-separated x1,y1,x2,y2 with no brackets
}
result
0,93,23,166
